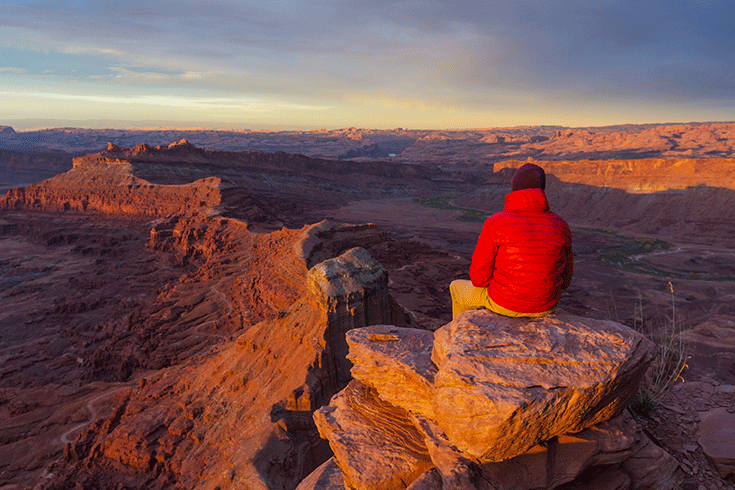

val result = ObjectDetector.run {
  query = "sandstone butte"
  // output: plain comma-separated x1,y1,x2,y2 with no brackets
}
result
1,140,725,489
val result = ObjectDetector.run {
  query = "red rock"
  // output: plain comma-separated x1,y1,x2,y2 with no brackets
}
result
346,325,437,418
431,310,655,462
34,227,401,489
620,432,682,490
295,458,346,490
698,407,735,477
313,380,433,490
477,413,638,489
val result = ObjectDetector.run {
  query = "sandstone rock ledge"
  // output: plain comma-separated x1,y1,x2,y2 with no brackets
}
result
300,310,682,490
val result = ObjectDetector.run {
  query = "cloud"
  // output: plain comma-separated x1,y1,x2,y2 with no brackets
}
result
1,0,733,127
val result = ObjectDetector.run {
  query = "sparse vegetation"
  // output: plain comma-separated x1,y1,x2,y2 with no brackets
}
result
414,195,486,222
587,228,735,281
599,234,672,275
631,283,690,418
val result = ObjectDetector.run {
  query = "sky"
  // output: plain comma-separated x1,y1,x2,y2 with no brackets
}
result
1,0,734,130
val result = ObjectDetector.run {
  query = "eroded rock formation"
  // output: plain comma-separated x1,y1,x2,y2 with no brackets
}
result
304,311,684,490
36,226,408,489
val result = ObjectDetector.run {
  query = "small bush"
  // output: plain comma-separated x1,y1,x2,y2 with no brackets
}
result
631,283,690,418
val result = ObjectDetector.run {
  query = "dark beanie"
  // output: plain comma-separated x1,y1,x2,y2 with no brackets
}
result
511,163,546,191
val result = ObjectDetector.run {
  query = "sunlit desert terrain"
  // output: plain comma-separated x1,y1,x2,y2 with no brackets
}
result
1,122,734,489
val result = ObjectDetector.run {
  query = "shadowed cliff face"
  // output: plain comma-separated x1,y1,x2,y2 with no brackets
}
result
454,172,735,248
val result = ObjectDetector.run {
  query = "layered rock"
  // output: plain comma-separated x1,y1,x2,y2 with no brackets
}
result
307,310,673,490
313,381,433,490
306,246,391,390
38,226,404,489
430,311,654,461
0,159,223,217
346,325,436,417
494,158,735,194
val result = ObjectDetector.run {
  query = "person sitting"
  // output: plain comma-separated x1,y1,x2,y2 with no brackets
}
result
450,163,573,318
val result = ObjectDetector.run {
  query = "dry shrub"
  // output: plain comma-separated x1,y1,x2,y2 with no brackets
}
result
632,282,690,417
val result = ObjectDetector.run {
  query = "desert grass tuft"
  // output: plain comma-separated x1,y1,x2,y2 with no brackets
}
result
631,282,690,418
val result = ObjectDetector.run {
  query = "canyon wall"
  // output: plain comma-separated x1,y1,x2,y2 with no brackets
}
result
454,158,735,245
494,158,735,193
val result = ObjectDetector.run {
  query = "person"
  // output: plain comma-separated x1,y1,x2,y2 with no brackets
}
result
450,163,573,318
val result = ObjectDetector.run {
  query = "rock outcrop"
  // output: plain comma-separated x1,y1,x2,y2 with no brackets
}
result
0,140,447,226
429,312,654,461
38,225,407,489
305,310,679,490
494,158,735,194
0,162,222,218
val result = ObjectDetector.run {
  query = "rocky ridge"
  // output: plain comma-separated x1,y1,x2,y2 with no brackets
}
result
37,224,410,489
0,140,452,228
3,123,735,164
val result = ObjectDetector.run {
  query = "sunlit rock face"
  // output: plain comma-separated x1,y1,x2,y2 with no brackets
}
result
307,247,391,389
346,325,436,419
307,310,676,490
313,380,433,490
0,153,223,217
495,158,735,194
430,310,654,462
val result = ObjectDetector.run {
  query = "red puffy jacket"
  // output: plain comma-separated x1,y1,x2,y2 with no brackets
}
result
469,188,573,314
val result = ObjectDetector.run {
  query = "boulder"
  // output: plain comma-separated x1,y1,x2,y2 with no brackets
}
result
620,431,681,490
697,407,735,478
295,458,346,490
431,310,655,461
313,380,433,490
304,310,662,490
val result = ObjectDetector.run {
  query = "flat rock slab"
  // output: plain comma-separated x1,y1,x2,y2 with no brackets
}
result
431,310,654,461
698,407,735,477
347,325,437,418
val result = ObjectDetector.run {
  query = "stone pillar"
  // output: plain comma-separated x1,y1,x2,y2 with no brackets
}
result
307,247,389,386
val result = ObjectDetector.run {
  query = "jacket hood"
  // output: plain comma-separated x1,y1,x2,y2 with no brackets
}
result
504,188,550,212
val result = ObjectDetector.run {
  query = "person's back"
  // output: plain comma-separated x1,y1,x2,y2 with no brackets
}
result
450,163,573,318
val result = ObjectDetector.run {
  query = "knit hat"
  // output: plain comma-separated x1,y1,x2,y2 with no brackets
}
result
511,163,546,191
